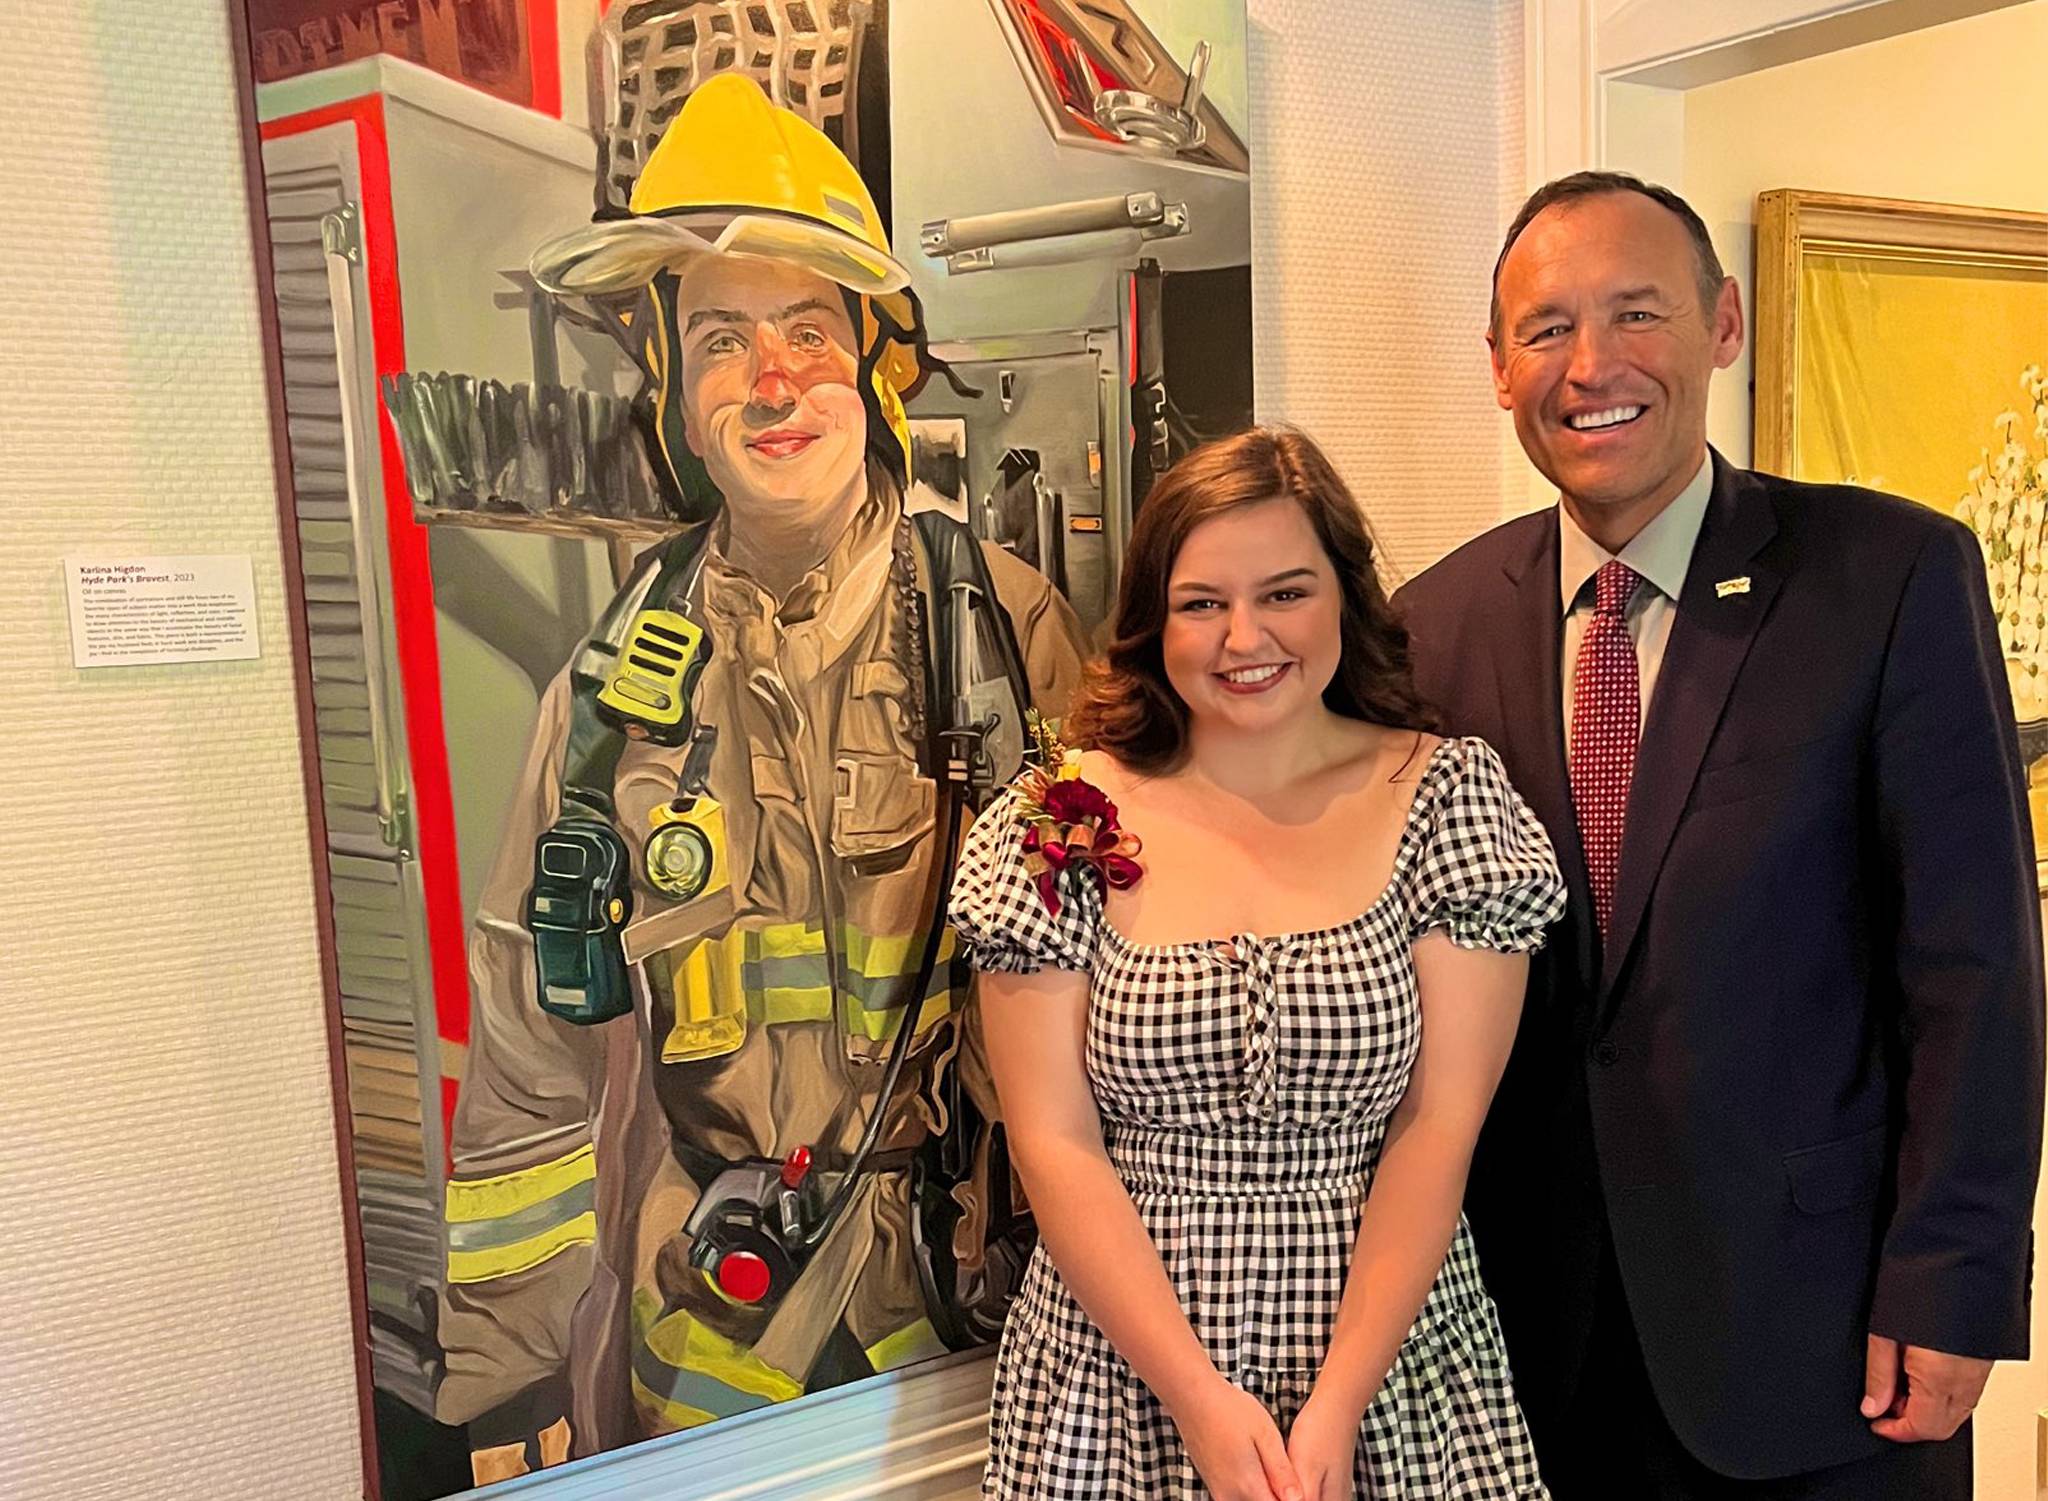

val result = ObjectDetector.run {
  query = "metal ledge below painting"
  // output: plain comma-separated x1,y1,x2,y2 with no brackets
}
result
477,1350,996,1501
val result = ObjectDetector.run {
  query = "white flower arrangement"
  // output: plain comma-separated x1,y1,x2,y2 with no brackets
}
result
1955,365,2048,721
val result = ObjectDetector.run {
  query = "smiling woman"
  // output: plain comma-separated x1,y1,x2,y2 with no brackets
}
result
951,426,1566,1499
1066,426,1436,773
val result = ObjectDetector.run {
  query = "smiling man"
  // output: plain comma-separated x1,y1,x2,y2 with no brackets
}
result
672,257,873,592
1398,172,2042,1497
432,78,1084,1483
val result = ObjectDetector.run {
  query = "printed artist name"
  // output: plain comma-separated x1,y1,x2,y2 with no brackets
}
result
76,565,197,586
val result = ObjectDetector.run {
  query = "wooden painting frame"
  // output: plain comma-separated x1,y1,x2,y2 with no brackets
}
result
222,1,1257,1495
1754,188,2048,472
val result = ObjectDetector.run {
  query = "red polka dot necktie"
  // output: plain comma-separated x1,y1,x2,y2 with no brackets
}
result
1570,560,1642,937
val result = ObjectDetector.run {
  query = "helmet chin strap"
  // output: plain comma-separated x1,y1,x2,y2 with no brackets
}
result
837,284,986,492
867,285,983,402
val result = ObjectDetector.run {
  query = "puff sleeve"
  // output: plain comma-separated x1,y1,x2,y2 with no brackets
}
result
949,780,1103,974
1408,737,1566,952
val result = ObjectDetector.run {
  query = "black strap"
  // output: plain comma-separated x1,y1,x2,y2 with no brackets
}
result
910,508,1032,720
794,513,1024,1250
794,783,966,1252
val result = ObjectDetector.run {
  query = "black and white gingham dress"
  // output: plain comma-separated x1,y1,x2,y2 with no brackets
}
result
951,737,1566,1499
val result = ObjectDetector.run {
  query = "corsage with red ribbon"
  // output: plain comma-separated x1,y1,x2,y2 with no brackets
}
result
1016,712,1143,918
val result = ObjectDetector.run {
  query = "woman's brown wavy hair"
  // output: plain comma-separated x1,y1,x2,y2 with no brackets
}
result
1064,426,1436,773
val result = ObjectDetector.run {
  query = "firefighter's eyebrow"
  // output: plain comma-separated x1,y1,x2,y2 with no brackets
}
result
684,300,836,336
684,307,749,334
776,298,836,322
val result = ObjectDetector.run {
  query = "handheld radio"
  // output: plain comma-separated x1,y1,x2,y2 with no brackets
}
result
596,609,710,746
527,819,635,1024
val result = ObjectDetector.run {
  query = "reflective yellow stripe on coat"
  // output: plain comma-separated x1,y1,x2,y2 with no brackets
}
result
444,1143,598,1284
630,1303,806,1432
629,1303,946,1434
659,921,958,1062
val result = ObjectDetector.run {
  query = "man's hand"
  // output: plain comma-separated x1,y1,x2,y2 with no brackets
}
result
1861,1333,1991,1442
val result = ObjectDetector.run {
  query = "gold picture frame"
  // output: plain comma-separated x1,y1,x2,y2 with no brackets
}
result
1754,188,2048,885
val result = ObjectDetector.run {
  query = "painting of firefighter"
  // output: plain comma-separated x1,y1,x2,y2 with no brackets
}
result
236,1,1253,1493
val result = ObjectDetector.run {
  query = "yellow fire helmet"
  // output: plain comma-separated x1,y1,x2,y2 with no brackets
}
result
532,74,926,487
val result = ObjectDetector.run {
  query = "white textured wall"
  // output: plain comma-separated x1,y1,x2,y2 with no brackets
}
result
1248,0,1526,582
0,4,364,1500
0,3,1521,1498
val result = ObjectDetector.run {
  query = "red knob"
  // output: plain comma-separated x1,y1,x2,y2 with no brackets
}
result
780,1146,813,1189
715,1250,772,1304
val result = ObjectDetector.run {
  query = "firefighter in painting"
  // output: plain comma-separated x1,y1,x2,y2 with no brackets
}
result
434,75,1085,1481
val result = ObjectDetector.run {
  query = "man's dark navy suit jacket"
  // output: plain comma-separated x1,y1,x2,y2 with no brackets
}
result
1398,454,2042,1479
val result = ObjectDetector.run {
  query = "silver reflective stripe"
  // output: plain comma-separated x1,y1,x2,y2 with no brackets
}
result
741,955,957,1008
632,1343,777,1420
445,1177,598,1254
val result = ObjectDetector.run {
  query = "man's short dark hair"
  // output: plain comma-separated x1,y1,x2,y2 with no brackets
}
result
1489,170,1728,342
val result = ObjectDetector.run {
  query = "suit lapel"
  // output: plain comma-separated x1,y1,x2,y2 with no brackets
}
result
1599,457,1782,1000
1491,513,1598,986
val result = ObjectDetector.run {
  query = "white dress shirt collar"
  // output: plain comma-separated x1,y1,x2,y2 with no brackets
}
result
1557,454,1714,615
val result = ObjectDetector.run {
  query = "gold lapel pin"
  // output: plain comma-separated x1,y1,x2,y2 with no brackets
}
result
1715,576,1752,599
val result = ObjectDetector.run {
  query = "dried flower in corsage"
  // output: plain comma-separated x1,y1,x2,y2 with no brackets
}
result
1015,711,1143,917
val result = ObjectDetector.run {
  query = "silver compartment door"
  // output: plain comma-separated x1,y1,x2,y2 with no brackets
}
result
263,136,447,1417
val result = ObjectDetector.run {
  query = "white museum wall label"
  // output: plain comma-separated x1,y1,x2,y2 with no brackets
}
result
64,555,261,668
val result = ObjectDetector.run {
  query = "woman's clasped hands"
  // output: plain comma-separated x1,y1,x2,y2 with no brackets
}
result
1284,1390,1364,1501
1166,1374,1361,1501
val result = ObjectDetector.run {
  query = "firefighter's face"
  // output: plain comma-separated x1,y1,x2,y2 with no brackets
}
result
1161,498,1342,735
675,255,867,510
